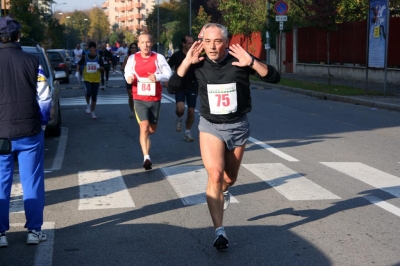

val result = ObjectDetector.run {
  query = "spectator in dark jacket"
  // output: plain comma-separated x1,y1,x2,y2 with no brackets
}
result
0,16,52,248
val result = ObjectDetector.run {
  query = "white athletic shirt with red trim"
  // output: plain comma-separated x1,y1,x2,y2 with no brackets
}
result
124,51,172,102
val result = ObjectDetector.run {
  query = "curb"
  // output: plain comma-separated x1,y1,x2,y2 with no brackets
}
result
251,81,400,113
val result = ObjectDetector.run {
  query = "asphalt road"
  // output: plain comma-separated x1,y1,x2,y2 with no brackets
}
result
2,71,400,266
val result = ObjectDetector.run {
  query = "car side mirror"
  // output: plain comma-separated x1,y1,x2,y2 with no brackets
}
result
0,138,12,155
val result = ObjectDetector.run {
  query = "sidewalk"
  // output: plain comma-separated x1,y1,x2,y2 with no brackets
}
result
252,73,400,113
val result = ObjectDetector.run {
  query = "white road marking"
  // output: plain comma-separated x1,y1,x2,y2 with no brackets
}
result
45,127,68,172
10,174,24,213
61,95,173,106
161,165,239,206
248,137,299,162
321,162,400,197
78,169,135,210
11,222,55,266
363,195,400,218
242,163,340,200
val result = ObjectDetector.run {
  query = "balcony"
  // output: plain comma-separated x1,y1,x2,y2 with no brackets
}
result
102,2,108,9
134,2,142,9
134,13,142,19
134,24,143,30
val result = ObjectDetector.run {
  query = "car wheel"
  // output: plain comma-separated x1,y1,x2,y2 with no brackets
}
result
47,102,62,137
64,73,70,84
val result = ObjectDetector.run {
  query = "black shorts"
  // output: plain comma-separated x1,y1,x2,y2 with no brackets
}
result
134,100,161,124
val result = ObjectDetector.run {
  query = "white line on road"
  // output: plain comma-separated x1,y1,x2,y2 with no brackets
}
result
10,174,24,213
242,163,341,200
363,195,400,218
61,95,173,106
78,169,135,210
11,222,55,266
45,127,68,172
321,162,400,197
248,137,299,162
161,165,239,206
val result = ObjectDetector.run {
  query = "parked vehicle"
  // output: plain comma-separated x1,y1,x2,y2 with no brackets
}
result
21,45,66,137
47,49,70,83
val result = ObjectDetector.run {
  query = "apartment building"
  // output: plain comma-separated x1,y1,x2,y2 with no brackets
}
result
101,0,169,33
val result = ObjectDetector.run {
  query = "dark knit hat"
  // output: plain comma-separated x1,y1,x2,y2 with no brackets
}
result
88,41,96,49
0,16,21,38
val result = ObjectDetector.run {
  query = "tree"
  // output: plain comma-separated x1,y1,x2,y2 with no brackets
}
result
88,7,110,44
217,0,266,50
192,5,212,35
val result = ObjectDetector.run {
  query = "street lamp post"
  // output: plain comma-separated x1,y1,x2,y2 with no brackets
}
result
66,16,70,49
52,2,66,15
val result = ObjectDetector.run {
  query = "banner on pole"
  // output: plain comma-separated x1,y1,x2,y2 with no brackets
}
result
368,0,388,68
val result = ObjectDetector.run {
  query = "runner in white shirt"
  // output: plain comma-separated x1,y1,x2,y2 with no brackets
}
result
73,44,84,83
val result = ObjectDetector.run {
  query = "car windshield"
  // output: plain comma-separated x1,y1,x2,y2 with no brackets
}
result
48,52,63,61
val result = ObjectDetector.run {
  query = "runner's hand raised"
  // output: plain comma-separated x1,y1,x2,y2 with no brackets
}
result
229,44,253,67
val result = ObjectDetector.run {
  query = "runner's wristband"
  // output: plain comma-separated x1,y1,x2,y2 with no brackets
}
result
249,56,255,67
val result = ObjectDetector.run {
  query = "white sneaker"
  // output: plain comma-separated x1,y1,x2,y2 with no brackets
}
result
26,230,47,245
184,132,194,142
91,112,97,119
85,107,91,114
0,233,8,247
223,189,230,211
175,118,182,132
213,227,228,250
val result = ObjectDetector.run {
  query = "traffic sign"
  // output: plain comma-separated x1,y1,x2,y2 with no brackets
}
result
274,1,289,15
279,21,284,30
275,15,287,22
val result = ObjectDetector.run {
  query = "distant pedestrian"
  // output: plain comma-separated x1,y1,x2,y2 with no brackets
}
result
0,16,52,247
111,44,118,74
124,33,172,170
167,34,198,142
99,43,112,90
117,42,128,70
76,41,104,119
73,43,84,82
121,42,138,118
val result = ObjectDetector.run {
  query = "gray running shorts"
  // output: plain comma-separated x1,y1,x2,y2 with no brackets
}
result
134,100,161,124
198,115,250,150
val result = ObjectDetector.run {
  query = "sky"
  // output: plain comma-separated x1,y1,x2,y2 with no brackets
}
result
55,1,105,13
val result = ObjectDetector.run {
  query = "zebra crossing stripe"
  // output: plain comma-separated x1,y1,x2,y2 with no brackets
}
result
321,162,400,198
11,222,55,266
78,169,135,210
61,95,173,106
10,174,24,213
242,163,341,200
248,137,299,162
161,165,239,206
363,195,400,218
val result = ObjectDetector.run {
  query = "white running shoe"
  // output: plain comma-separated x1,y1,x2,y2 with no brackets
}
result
85,107,91,114
175,118,182,132
223,189,230,211
26,230,47,245
91,112,97,119
213,227,228,250
184,132,194,142
0,233,8,247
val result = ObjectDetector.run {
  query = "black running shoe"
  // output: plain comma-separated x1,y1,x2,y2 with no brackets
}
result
143,159,152,170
